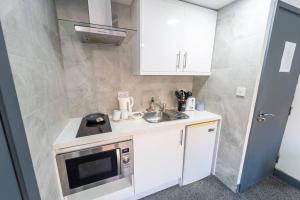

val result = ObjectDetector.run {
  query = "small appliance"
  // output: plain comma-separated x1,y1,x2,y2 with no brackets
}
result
76,113,112,138
118,97,134,115
56,140,133,196
186,97,196,111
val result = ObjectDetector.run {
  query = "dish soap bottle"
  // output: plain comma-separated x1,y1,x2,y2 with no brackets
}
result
147,97,155,112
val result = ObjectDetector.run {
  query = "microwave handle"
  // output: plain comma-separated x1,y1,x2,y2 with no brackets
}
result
58,142,122,160
116,148,121,175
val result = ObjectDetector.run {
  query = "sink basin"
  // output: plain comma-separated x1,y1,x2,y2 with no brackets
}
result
143,110,189,123
143,111,170,123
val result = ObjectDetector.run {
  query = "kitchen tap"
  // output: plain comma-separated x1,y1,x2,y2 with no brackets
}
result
155,102,166,112
146,97,166,112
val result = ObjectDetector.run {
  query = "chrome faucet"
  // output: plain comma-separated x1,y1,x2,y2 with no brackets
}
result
155,102,166,112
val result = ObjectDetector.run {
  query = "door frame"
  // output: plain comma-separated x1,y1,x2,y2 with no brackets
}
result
0,23,41,200
238,1,300,192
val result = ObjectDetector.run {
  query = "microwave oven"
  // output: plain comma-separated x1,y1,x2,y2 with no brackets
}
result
56,140,133,196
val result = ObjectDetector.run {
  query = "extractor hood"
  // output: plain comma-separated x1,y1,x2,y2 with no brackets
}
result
75,0,127,45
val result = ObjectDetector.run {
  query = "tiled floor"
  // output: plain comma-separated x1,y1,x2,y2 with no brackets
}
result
142,176,300,200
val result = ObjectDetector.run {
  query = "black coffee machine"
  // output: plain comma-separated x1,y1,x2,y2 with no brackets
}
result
175,90,192,112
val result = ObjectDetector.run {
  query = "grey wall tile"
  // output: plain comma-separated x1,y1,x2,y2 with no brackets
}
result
0,0,70,199
193,0,273,191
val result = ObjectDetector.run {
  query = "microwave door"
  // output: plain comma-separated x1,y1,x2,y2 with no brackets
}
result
56,146,122,196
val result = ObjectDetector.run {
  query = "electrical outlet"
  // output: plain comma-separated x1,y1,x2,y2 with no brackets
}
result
236,87,247,97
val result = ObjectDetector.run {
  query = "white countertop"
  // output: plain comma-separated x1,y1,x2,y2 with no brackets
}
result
54,111,221,150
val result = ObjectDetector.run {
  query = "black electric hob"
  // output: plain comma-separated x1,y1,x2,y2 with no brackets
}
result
76,113,112,138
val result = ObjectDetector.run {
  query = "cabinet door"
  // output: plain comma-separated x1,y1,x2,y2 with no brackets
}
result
182,5,217,74
182,121,218,185
140,0,185,73
134,127,184,195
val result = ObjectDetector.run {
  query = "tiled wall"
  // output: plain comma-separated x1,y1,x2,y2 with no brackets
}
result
0,0,69,199
0,0,274,197
193,0,273,191
56,0,194,117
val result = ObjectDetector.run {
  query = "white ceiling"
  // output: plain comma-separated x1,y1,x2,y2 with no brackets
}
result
111,0,236,10
182,0,236,10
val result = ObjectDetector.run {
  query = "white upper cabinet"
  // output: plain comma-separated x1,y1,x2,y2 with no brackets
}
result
133,0,217,76
182,4,217,74
140,0,185,73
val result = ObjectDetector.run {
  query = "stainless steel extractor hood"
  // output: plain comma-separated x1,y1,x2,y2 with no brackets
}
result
75,0,127,45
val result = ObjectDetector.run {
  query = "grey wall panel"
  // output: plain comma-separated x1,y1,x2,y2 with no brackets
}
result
193,0,273,191
0,0,70,199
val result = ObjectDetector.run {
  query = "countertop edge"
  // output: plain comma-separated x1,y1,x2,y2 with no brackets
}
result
53,111,222,151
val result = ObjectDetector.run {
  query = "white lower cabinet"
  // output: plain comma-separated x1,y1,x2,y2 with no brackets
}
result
133,127,185,197
182,121,218,185
133,120,219,198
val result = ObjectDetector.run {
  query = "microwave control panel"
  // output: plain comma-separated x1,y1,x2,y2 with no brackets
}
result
121,148,131,165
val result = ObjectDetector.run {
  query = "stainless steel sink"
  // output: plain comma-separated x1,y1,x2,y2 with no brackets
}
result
143,109,189,123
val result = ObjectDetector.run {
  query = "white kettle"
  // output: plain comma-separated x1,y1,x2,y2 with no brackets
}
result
118,97,134,114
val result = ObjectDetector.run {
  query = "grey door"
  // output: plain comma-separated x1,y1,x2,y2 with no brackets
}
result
0,116,23,200
240,2,300,192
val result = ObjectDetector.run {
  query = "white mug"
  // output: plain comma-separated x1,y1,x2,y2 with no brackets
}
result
112,110,121,121
121,109,129,120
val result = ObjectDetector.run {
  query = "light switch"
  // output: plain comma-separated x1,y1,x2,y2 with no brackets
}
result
236,87,247,97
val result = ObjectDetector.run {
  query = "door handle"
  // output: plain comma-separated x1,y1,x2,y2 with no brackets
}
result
257,113,275,122
180,130,184,146
176,51,181,70
116,148,121,175
183,52,187,70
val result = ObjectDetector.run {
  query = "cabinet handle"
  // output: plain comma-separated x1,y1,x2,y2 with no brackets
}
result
176,51,181,70
183,52,187,69
180,130,184,146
